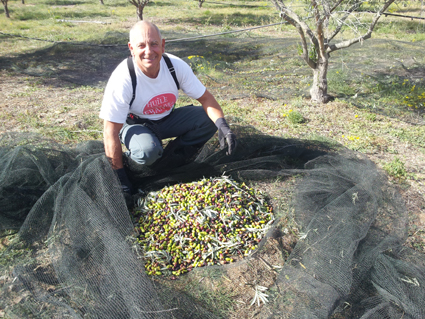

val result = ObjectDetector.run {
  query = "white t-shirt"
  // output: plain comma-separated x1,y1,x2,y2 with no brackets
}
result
99,53,206,123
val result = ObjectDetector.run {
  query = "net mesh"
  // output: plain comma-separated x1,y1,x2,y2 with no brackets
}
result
1,127,424,318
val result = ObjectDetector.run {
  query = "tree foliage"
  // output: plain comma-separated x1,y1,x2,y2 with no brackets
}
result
271,0,396,103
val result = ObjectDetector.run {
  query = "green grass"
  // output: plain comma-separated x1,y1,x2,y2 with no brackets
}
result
0,0,423,188
156,268,237,317
0,233,31,267
1,0,425,316
1,0,277,45
327,68,425,119
2,0,423,148
382,156,408,179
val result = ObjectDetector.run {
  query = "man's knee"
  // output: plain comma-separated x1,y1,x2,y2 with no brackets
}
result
128,144,162,166
121,124,163,166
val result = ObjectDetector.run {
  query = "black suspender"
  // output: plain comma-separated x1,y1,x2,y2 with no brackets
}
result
127,53,180,108
127,56,137,108
163,53,180,91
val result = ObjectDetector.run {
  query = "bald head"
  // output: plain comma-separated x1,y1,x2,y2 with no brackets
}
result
128,20,165,78
129,21,162,44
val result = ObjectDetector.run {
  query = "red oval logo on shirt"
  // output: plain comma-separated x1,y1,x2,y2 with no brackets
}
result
143,93,176,115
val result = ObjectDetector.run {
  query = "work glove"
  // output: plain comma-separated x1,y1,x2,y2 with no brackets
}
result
215,118,237,155
114,168,134,196
115,168,135,209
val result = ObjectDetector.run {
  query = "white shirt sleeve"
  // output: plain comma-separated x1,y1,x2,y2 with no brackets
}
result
99,59,132,124
168,54,206,100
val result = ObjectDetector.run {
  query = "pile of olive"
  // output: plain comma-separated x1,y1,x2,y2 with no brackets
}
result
136,176,274,276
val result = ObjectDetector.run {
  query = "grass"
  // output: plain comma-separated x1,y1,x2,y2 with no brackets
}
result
155,268,238,317
382,156,408,180
1,0,425,315
1,0,423,168
0,233,31,267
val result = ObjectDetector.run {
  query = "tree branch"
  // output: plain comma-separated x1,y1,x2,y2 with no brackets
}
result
328,1,362,42
330,0,345,14
319,2,331,32
272,0,317,68
327,0,395,53
312,0,326,59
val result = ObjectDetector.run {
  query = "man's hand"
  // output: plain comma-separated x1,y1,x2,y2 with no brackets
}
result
115,168,134,195
215,118,237,155
197,90,236,155
115,168,137,209
104,120,124,169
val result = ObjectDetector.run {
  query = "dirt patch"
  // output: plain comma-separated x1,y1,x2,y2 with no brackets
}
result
0,29,425,318
0,70,103,137
154,232,297,318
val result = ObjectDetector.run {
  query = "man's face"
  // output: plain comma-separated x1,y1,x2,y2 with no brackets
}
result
128,24,165,78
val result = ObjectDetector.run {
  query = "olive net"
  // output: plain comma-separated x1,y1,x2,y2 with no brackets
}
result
1,127,424,318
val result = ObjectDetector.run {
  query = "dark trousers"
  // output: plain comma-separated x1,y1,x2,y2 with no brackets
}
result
119,105,217,166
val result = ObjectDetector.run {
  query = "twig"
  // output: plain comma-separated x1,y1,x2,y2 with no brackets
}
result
56,19,111,24
258,256,278,272
70,130,103,133
138,307,179,314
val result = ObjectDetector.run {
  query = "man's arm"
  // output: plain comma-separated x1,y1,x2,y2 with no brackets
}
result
103,120,124,169
196,89,237,155
196,89,224,123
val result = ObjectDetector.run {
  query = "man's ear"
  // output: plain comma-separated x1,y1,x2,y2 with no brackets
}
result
162,39,165,54
128,42,134,56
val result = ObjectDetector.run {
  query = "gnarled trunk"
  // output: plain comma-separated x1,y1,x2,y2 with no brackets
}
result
310,57,330,103
129,0,148,20
2,0,10,18
137,5,143,20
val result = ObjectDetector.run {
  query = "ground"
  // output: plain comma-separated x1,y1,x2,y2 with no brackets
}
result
0,19,424,317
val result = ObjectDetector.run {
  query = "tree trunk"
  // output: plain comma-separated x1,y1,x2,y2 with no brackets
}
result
21,0,24,4
2,0,10,18
198,0,203,8
99,0,104,4
137,5,143,20
310,57,330,103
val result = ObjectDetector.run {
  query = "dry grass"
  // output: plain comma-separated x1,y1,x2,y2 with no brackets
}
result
0,0,425,316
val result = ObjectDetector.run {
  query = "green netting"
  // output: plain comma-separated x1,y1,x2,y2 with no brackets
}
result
0,127,424,318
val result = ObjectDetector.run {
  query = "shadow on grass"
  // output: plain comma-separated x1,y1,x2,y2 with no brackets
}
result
325,37,425,123
0,33,295,88
148,1,183,7
197,0,272,8
389,7,425,15
150,0,271,8
0,32,422,125
328,68,425,123
375,19,425,34
14,11,112,21
44,0,92,5
170,11,273,27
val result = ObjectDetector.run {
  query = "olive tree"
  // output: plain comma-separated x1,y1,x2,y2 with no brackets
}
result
129,0,149,20
271,0,396,103
2,0,10,18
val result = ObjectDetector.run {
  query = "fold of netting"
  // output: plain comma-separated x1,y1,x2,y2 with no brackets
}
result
260,154,423,318
1,128,424,319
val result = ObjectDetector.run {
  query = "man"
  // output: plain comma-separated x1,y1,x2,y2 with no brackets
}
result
100,21,237,195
